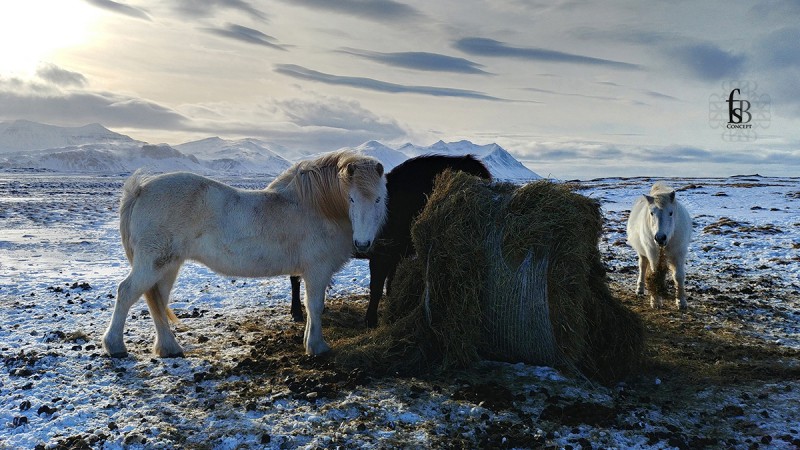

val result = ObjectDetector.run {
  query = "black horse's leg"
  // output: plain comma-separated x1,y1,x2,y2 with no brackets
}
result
290,276,303,322
365,258,390,328
385,260,398,297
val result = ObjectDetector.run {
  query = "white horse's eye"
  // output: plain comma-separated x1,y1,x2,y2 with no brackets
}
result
669,211,673,216
349,196,354,204
375,197,381,204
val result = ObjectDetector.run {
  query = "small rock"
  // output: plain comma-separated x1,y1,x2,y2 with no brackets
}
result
12,416,28,427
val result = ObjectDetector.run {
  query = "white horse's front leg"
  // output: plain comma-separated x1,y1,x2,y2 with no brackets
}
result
302,274,331,355
636,255,648,297
671,258,688,310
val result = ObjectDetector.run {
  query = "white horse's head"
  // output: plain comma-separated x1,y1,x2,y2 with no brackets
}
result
346,161,387,252
644,188,677,247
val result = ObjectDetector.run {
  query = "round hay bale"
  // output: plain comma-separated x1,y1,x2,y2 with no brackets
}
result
334,171,644,383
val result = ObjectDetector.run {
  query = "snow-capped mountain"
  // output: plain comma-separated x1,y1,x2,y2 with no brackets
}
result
397,140,541,180
0,121,541,180
1,142,207,173
345,141,409,172
175,137,292,175
0,120,140,152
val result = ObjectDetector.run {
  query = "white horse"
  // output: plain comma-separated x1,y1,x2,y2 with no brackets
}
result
102,151,387,358
626,182,692,309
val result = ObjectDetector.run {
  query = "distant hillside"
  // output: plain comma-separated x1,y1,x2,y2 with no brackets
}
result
0,120,139,152
0,121,541,180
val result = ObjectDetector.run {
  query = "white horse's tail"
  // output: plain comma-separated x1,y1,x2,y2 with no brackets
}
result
119,170,146,263
118,170,181,325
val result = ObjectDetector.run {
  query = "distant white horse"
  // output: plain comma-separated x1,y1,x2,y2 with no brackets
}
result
102,151,387,358
626,182,692,309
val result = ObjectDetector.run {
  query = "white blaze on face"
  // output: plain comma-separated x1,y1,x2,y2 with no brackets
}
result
348,181,387,252
646,196,675,247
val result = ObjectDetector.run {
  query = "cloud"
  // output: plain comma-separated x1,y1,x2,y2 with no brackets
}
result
338,48,490,74
171,0,267,21
667,43,745,81
275,0,421,23
36,64,88,88
275,96,405,137
274,64,511,101
454,37,641,70
84,0,151,20
0,76,187,130
753,26,800,70
573,27,745,82
203,24,287,50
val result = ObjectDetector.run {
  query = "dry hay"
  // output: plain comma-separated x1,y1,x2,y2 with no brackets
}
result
644,249,671,301
334,171,644,383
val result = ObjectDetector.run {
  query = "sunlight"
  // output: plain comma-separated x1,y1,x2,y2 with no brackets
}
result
0,0,99,77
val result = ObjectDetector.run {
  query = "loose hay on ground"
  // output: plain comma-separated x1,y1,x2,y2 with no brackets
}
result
334,172,644,383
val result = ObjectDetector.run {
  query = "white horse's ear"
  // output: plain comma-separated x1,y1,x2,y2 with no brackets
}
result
346,163,356,178
644,194,654,204
669,191,676,202
376,163,384,177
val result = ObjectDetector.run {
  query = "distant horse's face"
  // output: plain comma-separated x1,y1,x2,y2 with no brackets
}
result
347,163,387,252
645,192,676,247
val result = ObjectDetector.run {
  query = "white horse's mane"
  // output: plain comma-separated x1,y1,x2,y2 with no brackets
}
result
269,151,383,220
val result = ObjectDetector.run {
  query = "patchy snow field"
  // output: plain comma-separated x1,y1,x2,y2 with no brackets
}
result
1,172,799,449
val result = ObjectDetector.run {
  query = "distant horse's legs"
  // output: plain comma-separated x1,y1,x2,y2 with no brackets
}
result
290,276,303,322
365,258,391,328
302,272,331,355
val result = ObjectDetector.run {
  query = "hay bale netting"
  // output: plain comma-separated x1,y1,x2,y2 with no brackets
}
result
335,171,644,383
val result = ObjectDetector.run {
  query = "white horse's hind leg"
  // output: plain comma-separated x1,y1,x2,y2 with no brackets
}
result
302,273,331,355
103,268,155,357
147,266,184,357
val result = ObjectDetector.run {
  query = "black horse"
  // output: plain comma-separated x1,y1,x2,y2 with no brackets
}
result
289,154,492,327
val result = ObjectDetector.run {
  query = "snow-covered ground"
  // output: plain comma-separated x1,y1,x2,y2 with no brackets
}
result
1,172,799,449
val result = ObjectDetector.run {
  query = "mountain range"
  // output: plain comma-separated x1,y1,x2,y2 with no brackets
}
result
0,120,540,180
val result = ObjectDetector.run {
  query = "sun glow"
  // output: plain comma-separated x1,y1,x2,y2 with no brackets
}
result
0,0,100,77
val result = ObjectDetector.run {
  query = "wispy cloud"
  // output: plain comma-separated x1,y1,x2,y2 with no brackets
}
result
667,43,745,81
339,48,490,74
36,64,88,88
454,37,641,70
274,64,510,101
203,24,287,50
275,96,405,136
171,0,268,21
275,0,421,23
753,26,800,70
0,74,187,129
84,0,151,21
573,27,744,82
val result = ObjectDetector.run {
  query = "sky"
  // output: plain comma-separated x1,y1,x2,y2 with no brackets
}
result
0,0,799,179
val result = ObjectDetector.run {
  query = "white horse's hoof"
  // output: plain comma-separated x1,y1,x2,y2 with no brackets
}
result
102,333,127,358
676,299,688,310
305,340,331,356
649,297,663,309
154,342,185,358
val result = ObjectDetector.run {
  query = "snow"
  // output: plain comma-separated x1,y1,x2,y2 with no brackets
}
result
1,172,799,449
0,120,539,181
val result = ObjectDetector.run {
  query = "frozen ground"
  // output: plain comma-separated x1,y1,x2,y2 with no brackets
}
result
1,172,799,449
